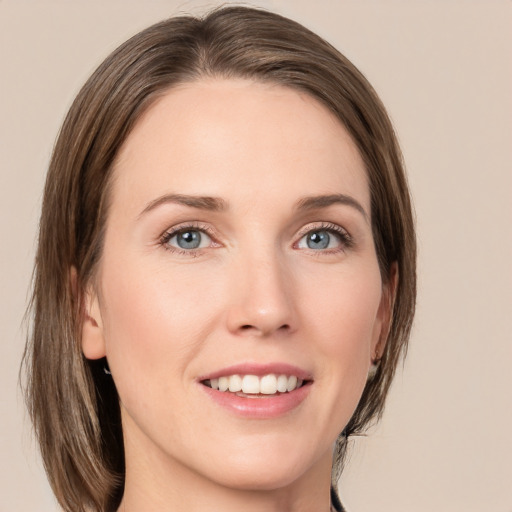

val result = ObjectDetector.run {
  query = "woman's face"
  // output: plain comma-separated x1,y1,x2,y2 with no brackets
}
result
83,79,390,491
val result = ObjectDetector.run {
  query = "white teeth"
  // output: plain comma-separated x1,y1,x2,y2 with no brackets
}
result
218,376,229,392
205,374,305,394
286,375,297,392
276,374,288,392
260,374,277,394
228,374,242,392
242,375,260,394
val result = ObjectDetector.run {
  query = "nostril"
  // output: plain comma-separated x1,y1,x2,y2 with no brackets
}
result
235,322,292,336
238,323,289,333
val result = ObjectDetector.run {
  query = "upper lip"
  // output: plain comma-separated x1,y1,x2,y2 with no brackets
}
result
198,362,312,382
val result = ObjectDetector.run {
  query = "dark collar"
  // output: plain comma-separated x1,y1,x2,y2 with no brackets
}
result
330,485,346,512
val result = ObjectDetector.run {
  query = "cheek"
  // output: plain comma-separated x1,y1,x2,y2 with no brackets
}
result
299,261,383,382
302,259,382,338
98,258,219,395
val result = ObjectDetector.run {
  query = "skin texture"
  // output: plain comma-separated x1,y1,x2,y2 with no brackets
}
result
82,79,392,512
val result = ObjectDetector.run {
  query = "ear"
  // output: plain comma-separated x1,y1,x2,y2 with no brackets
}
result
71,266,107,360
371,262,398,361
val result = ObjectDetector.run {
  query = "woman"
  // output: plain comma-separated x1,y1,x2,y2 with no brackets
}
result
23,6,415,512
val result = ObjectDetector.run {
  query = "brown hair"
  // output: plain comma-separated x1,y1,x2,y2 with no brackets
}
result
23,6,416,511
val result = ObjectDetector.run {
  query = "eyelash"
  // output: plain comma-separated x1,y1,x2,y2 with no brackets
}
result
158,221,353,256
159,222,217,257
295,222,353,254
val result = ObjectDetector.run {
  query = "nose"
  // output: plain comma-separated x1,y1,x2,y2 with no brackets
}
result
225,249,297,338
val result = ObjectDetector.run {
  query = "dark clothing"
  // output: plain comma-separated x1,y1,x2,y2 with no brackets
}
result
331,485,346,512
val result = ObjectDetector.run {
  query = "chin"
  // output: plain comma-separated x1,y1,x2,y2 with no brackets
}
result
209,464,306,492
197,441,329,492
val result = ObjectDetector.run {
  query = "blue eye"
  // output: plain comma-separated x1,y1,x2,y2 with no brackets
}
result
167,229,212,250
297,228,346,251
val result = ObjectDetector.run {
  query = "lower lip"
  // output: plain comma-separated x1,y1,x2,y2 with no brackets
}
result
200,383,311,419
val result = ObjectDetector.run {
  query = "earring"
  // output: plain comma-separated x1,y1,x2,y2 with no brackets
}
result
368,351,380,380
103,359,111,375
367,361,379,379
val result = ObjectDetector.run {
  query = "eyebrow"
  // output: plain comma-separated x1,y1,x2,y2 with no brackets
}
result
138,192,368,221
296,194,369,221
138,193,228,217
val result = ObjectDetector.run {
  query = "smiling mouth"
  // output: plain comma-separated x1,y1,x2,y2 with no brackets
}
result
201,374,310,396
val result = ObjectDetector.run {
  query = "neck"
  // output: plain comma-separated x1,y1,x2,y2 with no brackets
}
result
119,478,333,512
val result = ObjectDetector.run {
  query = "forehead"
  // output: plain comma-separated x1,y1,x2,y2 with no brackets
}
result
111,79,369,213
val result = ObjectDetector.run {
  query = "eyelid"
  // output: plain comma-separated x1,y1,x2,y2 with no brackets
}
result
157,220,353,255
159,222,220,253
160,221,215,239
294,221,353,251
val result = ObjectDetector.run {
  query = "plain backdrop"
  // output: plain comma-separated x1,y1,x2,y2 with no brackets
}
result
1,1,511,511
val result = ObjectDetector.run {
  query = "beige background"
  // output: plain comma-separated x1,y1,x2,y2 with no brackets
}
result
1,1,511,511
